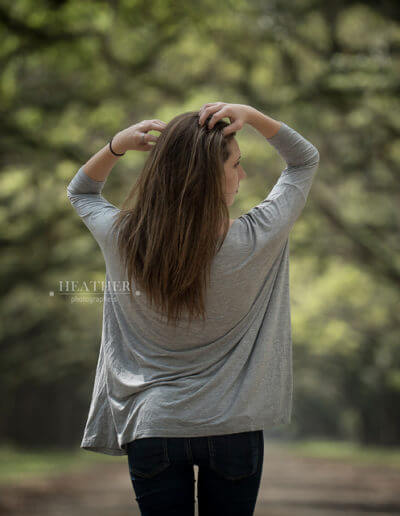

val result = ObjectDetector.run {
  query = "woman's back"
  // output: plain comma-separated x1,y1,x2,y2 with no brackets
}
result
67,120,319,456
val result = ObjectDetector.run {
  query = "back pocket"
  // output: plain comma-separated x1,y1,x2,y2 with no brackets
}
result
126,437,171,479
208,431,259,481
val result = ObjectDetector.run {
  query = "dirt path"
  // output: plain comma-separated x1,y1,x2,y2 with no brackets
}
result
1,442,400,515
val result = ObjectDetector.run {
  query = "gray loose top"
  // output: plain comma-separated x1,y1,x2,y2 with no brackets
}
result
66,122,320,456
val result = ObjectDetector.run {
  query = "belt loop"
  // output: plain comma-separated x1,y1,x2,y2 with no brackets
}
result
207,436,214,457
184,437,193,462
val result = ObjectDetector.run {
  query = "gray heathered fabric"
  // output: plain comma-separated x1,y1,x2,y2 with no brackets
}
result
66,122,320,456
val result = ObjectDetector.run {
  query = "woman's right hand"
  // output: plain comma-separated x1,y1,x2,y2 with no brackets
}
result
198,102,253,136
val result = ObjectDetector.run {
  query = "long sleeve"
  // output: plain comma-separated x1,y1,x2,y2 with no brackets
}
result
265,122,320,198
67,166,120,249
241,122,320,247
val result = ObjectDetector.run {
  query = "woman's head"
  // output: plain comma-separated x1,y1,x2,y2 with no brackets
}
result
112,110,245,326
150,111,245,206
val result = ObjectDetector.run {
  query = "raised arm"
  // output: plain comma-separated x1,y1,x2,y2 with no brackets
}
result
198,102,319,169
246,107,320,168
245,112,320,244
66,119,167,248
75,119,167,185
243,108,320,246
243,107,282,139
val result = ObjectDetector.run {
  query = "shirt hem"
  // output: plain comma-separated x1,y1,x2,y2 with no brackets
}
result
80,416,291,456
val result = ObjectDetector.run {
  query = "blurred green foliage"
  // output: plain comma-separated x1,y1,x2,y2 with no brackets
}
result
0,0,399,448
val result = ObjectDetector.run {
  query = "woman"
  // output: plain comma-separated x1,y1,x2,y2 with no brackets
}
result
67,102,320,515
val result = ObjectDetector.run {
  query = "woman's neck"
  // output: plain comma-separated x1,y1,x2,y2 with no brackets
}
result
219,218,235,236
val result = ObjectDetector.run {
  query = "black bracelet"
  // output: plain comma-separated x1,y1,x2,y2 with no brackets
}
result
109,136,126,156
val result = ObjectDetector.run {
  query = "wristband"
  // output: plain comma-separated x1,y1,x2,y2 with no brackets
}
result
109,136,125,156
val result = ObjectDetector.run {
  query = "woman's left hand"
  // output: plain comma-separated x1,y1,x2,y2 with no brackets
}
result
113,119,167,153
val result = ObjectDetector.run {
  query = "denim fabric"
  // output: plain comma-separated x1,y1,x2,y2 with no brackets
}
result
126,430,264,515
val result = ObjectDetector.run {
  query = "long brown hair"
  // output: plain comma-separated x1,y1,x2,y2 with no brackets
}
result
111,110,237,326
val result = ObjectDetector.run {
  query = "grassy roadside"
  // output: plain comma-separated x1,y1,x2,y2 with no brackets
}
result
269,439,400,469
0,443,126,485
1,438,400,486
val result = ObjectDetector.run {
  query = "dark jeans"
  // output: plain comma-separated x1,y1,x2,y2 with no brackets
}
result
126,430,264,516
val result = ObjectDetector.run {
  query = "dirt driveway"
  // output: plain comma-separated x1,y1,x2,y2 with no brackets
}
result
1,442,400,515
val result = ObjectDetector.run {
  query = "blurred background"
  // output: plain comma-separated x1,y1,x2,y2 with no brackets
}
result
1,0,399,514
